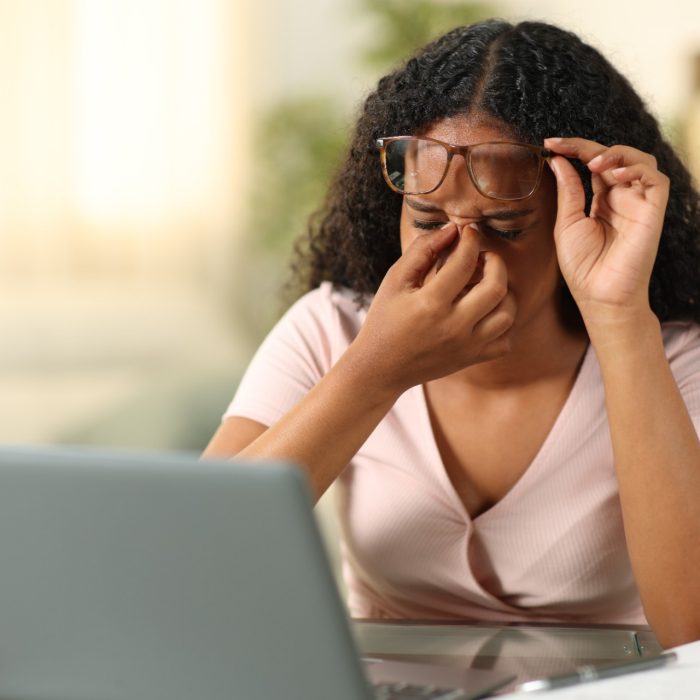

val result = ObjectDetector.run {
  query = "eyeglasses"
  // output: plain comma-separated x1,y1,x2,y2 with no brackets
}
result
376,136,552,201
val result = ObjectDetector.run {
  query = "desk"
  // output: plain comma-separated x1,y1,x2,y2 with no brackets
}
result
501,639,700,699
352,620,666,695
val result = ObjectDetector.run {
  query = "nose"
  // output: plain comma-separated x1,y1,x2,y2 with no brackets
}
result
436,153,491,215
457,222,492,254
442,151,475,195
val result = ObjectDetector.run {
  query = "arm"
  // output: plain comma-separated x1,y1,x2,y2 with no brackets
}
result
204,348,403,500
547,138,700,648
203,223,516,501
593,313,700,649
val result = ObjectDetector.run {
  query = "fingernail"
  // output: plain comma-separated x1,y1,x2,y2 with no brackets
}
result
545,137,563,143
588,154,605,168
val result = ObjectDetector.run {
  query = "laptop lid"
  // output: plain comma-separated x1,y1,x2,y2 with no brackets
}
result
0,445,372,700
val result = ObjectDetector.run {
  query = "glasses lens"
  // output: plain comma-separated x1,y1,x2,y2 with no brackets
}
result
469,143,541,200
384,138,448,194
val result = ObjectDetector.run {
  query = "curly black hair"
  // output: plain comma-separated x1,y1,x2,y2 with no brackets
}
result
290,19,700,323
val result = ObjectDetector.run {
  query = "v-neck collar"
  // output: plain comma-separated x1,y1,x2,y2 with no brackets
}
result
416,342,593,525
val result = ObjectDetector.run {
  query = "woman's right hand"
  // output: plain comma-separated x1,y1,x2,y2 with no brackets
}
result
350,222,516,395
205,222,514,499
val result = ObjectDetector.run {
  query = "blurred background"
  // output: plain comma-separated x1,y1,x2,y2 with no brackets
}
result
2,0,700,452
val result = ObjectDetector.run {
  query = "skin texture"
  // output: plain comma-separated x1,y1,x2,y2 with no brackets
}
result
204,117,700,649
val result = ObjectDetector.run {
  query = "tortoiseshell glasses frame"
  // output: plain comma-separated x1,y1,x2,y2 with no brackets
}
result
376,135,552,201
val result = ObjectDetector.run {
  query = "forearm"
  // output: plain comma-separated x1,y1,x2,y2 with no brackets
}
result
237,344,402,502
589,310,700,647
233,228,514,502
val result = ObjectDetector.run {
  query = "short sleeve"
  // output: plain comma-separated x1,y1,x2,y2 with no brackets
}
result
664,322,700,434
223,282,363,427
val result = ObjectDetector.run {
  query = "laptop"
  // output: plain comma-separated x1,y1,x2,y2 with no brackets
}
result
0,445,514,700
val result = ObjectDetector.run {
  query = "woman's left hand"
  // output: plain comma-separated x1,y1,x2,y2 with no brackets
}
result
544,137,669,324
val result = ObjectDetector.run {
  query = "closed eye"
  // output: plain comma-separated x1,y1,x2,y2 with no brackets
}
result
412,219,446,231
480,224,525,241
413,219,525,240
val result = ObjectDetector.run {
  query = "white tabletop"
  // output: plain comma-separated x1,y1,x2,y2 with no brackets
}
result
500,639,700,699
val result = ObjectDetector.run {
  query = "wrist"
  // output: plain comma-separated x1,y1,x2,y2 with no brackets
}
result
337,339,406,407
580,301,662,359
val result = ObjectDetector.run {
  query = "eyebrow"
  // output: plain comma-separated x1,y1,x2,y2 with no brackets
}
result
405,197,534,220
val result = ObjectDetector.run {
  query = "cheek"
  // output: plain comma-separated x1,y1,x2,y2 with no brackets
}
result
500,233,559,299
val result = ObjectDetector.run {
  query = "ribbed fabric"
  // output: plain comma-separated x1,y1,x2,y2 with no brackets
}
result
225,282,700,625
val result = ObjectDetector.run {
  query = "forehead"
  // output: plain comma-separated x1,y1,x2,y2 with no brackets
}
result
419,114,520,145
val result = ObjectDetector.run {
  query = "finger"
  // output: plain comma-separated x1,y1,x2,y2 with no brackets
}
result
471,290,517,344
426,224,481,300
590,170,608,197
586,145,657,173
610,163,670,206
544,136,608,162
432,234,459,276
545,138,658,188
588,149,659,194
393,223,458,289
475,334,513,362
455,250,508,321
545,138,657,171
548,155,588,230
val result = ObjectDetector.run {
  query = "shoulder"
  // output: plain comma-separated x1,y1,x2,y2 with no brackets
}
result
292,281,368,313
285,281,370,340
223,283,371,423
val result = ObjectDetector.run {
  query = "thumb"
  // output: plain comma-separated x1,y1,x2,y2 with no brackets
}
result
396,223,458,289
549,155,587,234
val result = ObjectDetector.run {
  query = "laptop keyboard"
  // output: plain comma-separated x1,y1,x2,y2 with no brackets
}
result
373,682,470,699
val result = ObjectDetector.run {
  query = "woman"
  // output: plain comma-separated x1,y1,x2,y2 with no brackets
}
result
204,20,700,648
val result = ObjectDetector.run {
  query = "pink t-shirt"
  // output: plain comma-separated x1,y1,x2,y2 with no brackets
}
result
225,282,700,625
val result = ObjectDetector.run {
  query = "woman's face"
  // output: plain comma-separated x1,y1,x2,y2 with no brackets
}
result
399,115,562,334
